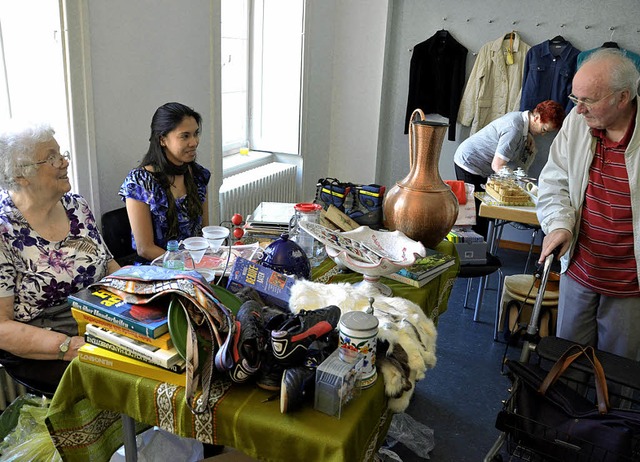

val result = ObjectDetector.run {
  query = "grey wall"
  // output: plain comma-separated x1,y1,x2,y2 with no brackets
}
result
373,0,640,243
65,0,639,244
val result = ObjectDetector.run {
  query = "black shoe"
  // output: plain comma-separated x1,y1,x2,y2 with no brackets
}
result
271,306,341,366
256,349,285,391
280,347,332,413
262,306,292,331
228,301,266,383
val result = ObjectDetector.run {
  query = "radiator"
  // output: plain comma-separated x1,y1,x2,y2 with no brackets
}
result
219,162,297,221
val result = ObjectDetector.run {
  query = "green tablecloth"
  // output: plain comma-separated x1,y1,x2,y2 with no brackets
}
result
45,240,458,461
312,239,459,324
45,359,390,462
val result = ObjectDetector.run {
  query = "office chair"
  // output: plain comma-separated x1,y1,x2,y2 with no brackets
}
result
101,207,137,266
0,353,62,398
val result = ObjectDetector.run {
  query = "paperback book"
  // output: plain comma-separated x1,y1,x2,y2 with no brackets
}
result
78,343,186,387
84,323,183,371
69,287,169,339
386,248,456,287
72,308,174,350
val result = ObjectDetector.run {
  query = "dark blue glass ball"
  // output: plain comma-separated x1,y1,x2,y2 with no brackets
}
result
259,233,311,279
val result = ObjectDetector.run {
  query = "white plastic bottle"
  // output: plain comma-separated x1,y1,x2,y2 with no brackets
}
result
162,240,185,270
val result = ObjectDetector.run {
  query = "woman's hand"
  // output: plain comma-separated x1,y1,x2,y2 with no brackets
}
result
63,335,86,361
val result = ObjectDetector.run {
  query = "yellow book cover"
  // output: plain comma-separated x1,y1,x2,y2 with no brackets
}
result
72,308,173,350
78,344,186,387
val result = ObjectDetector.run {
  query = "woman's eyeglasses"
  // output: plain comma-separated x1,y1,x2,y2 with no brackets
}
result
23,151,71,169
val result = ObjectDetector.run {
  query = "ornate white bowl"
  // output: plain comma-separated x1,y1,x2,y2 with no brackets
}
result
322,226,427,296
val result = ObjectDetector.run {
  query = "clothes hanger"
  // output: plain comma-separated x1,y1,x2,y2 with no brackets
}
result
550,35,566,44
602,27,619,48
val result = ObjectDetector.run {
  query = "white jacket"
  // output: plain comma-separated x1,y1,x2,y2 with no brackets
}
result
536,105,640,280
457,33,530,134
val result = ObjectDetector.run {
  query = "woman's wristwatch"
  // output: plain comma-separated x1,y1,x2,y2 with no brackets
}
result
58,335,72,360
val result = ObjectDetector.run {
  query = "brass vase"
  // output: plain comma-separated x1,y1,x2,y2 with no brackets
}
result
383,109,459,249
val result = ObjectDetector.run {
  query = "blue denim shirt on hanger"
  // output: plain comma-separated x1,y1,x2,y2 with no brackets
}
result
519,39,581,112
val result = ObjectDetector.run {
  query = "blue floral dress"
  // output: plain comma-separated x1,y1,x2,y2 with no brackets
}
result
0,191,113,322
119,163,210,252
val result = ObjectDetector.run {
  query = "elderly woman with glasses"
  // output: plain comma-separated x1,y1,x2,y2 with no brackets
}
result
0,120,119,393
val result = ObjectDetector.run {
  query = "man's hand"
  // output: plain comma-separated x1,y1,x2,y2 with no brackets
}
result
538,229,572,264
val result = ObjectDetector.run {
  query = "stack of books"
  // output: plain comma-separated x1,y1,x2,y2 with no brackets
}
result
243,202,296,240
386,248,457,288
70,287,186,387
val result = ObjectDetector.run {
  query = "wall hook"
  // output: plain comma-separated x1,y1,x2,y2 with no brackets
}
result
560,23,565,28
512,20,518,26
610,26,616,41
585,25,590,30
488,19,494,24
466,18,471,23
536,23,541,27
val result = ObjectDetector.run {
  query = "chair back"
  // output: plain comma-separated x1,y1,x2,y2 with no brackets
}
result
101,207,137,266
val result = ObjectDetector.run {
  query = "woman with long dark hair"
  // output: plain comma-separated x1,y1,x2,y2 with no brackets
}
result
119,102,210,263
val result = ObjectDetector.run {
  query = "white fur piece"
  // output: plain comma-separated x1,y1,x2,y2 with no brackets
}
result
288,280,438,413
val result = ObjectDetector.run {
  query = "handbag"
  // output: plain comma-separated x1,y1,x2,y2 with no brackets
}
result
496,344,640,461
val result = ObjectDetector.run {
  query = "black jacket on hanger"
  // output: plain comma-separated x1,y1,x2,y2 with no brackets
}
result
404,30,468,141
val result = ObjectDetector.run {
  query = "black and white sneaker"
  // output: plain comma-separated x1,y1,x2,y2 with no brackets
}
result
228,301,266,383
270,306,341,366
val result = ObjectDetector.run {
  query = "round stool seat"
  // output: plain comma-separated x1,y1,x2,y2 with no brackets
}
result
504,274,559,303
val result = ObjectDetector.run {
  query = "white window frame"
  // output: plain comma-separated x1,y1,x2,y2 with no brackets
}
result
221,0,304,164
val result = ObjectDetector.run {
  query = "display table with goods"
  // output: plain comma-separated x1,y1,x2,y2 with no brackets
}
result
45,241,458,462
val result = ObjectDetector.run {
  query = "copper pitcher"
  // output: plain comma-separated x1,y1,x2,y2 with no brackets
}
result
383,109,458,249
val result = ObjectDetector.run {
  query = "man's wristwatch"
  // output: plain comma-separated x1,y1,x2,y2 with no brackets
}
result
58,336,72,360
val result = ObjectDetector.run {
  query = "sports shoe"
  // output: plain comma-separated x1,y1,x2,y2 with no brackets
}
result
280,345,333,413
256,349,285,391
227,300,266,383
270,305,341,366
315,178,350,211
346,184,385,229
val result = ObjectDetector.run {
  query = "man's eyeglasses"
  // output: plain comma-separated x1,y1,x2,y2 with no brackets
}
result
568,91,617,111
23,151,71,169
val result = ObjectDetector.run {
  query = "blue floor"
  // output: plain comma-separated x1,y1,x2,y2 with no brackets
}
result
386,248,534,461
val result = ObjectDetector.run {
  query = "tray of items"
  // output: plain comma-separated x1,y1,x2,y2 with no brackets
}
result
483,175,535,207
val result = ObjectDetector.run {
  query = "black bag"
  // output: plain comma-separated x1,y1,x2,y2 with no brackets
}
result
497,344,640,461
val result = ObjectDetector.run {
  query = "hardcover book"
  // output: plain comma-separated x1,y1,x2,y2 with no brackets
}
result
69,287,169,339
84,323,182,370
78,343,186,387
388,248,456,286
72,308,174,350
385,268,446,288
226,257,296,308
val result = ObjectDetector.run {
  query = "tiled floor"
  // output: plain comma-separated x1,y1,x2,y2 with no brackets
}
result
384,248,535,461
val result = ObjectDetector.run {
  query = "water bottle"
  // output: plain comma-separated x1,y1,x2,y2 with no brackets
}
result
162,240,185,270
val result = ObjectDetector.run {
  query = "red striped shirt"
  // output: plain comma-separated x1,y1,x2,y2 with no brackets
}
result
567,120,640,297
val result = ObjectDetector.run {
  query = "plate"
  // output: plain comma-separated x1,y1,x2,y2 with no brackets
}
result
298,222,383,263
168,285,242,360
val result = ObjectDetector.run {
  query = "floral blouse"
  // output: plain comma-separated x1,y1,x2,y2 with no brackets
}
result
0,191,113,322
118,162,210,252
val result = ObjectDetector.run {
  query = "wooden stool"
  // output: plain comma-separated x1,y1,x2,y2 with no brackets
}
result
497,274,559,341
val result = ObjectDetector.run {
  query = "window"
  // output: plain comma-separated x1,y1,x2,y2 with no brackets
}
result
0,1,73,187
221,0,304,157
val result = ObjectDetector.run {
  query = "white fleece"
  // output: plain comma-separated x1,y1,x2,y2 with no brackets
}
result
288,279,438,413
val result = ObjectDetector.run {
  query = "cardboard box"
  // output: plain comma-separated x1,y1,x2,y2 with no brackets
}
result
455,241,487,265
226,257,296,308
